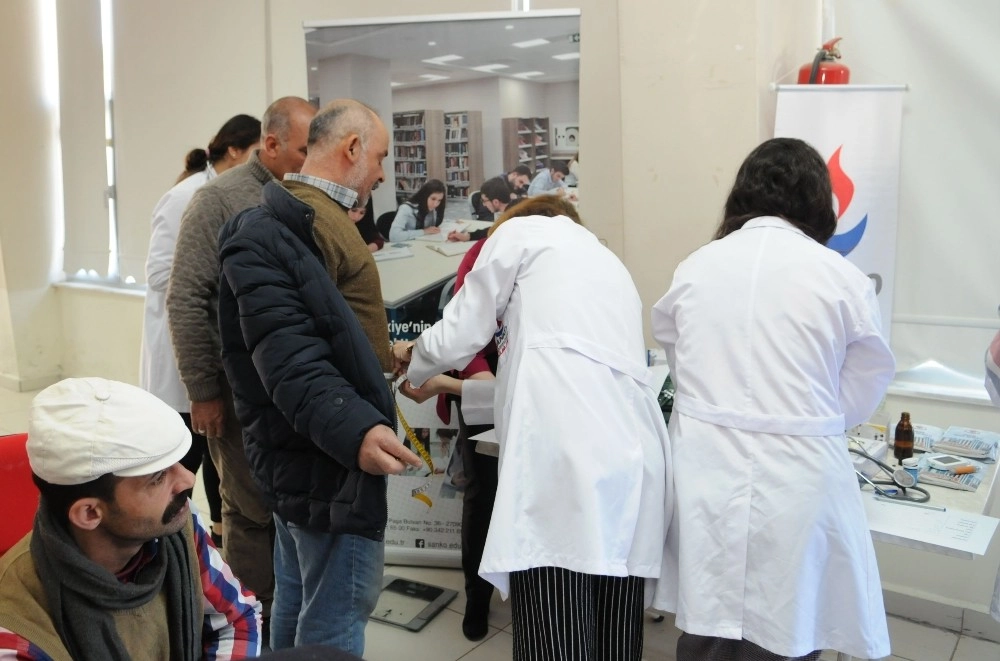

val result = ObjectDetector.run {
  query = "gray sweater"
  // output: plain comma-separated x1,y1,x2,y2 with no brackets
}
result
166,151,276,402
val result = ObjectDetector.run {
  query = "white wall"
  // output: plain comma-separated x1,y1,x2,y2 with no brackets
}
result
838,0,1000,378
0,0,63,389
315,53,397,215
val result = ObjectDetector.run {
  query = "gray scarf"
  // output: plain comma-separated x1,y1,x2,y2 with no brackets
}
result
29,497,199,660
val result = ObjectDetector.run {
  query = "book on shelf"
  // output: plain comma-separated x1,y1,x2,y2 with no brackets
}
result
933,426,999,462
426,241,474,257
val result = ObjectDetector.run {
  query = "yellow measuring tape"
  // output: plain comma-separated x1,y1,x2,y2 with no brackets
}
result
394,401,435,473
394,388,436,507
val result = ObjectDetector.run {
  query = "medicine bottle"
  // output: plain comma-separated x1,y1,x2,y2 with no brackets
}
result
893,412,914,464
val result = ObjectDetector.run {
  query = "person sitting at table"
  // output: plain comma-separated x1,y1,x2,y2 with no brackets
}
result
449,178,515,242
527,163,575,200
388,179,446,241
349,198,382,253
471,166,530,219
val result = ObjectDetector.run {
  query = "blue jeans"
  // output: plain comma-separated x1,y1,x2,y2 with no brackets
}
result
270,513,384,656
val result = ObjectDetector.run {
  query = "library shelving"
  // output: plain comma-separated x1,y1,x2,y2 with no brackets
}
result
392,109,445,203
443,110,484,200
501,117,551,174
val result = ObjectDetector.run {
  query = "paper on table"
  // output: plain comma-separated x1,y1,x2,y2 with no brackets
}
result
372,245,413,262
413,220,468,242
426,242,473,257
863,493,999,558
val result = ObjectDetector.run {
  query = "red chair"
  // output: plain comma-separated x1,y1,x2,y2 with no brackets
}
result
0,433,39,554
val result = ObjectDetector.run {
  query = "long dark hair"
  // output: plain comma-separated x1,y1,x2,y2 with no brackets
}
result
715,137,837,244
177,114,261,183
406,178,447,226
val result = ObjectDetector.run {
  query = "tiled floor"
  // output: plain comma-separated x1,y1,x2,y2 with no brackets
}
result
4,385,1000,660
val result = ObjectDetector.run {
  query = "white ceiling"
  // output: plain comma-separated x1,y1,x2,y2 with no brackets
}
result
305,13,580,97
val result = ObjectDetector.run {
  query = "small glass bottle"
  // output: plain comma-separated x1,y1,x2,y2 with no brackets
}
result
893,412,914,464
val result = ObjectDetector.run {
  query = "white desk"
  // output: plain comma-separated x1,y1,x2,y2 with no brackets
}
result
863,462,999,559
376,220,493,308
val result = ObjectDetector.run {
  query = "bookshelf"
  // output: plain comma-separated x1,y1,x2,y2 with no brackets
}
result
392,109,445,203
443,111,484,200
501,117,551,174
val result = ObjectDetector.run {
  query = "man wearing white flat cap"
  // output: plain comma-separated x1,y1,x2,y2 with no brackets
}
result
0,377,262,660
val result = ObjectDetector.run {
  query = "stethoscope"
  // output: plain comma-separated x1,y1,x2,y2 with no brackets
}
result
848,445,932,504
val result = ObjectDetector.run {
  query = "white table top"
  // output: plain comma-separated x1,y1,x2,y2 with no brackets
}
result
376,219,493,308
473,426,1000,556
863,459,999,558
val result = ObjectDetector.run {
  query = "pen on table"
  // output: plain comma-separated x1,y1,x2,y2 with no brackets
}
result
873,496,947,512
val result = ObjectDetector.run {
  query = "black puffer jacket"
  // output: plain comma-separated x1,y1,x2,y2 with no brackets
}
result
217,182,395,539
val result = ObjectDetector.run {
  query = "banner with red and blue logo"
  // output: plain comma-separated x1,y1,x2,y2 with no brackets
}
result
774,85,905,336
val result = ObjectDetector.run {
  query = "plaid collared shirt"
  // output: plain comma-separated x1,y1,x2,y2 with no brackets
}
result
284,173,359,209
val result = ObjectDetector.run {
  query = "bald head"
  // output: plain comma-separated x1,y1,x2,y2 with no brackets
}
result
300,99,389,206
258,96,316,179
307,99,380,150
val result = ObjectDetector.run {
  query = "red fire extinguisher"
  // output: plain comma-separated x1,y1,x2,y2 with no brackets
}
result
798,37,851,84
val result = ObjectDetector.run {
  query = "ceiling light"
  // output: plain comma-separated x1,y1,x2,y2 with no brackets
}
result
428,41,436,46
512,71,545,79
471,63,510,72
552,52,580,61
309,65,318,71
422,54,463,65
419,74,450,81
513,38,550,48
505,25,514,30
390,82,403,87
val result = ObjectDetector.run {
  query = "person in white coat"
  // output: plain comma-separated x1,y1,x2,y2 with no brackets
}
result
139,114,260,542
651,137,896,661
394,196,671,661
984,328,1000,622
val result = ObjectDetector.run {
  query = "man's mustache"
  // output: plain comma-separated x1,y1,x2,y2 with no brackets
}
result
162,488,194,524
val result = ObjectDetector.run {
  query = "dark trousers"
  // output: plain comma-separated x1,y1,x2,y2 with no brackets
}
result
510,567,644,661
457,410,499,618
178,412,222,523
677,633,821,661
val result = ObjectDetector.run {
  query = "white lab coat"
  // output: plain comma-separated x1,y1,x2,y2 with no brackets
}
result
407,215,672,599
651,217,895,660
139,168,214,411
985,330,1000,621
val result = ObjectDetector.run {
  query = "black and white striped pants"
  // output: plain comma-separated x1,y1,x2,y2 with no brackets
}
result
509,567,644,661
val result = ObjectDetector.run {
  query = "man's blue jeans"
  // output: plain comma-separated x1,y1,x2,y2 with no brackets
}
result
270,513,384,656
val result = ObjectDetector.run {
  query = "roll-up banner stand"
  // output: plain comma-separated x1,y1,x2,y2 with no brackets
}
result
774,84,905,337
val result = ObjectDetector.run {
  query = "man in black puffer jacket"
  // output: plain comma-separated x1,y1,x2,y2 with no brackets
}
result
217,99,421,658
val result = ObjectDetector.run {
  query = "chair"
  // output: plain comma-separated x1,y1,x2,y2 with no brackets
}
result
375,211,396,241
438,275,458,313
469,191,482,218
0,433,39,554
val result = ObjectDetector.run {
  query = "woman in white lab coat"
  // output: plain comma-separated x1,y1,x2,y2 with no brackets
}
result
651,138,896,661
395,196,671,660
